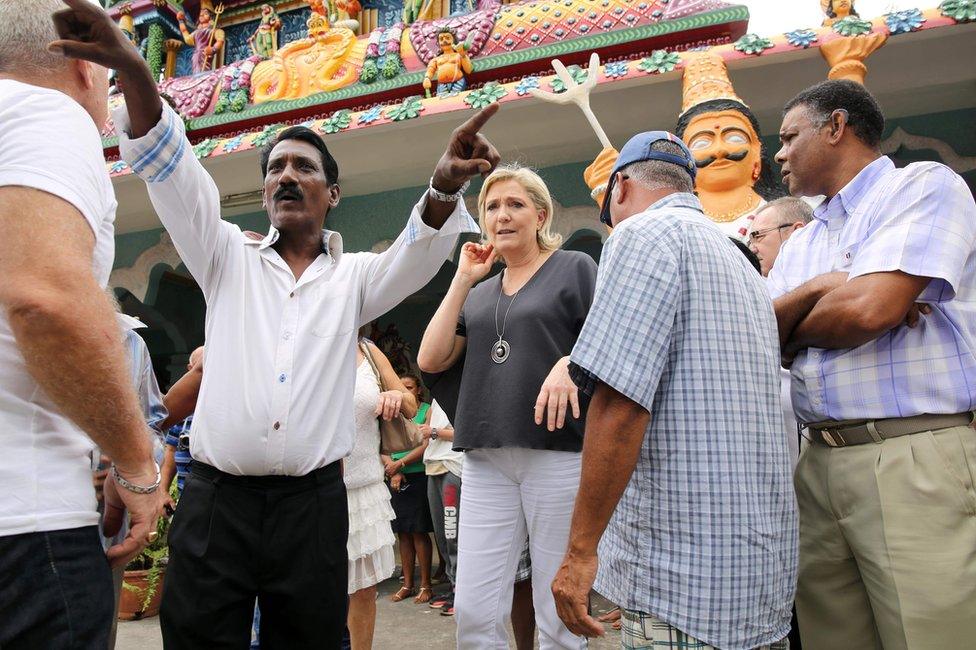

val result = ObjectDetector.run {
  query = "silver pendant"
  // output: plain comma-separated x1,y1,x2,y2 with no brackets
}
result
491,339,511,364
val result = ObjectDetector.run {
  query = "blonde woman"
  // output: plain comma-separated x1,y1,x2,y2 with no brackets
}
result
418,165,597,649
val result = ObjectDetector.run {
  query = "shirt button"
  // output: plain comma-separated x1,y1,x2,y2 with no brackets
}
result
273,421,281,430
283,331,292,340
278,374,286,383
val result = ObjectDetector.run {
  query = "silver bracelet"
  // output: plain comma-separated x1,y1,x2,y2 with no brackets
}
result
112,461,161,495
428,177,470,203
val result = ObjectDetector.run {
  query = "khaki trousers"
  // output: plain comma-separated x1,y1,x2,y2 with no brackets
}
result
794,424,976,650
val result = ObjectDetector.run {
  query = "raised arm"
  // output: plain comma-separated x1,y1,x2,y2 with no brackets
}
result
418,242,496,372
51,0,232,293
357,106,500,324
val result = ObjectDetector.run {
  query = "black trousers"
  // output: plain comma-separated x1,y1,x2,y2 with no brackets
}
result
0,526,114,649
160,461,349,650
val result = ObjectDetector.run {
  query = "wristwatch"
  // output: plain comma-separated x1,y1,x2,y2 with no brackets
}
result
430,427,439,440
428,177,470,203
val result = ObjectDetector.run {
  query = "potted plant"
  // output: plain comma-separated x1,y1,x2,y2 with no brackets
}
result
118,481,177,620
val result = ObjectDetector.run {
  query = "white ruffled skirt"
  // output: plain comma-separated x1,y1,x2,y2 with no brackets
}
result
347,479,397,594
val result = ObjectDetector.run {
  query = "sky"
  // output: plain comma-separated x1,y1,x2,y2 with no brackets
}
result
738,0,920,36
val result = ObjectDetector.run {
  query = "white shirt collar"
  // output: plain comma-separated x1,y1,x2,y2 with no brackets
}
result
245,225,344,264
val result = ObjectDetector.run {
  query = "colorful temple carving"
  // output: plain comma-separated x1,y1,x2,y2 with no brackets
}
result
103,0,749,124
100,0,974,181
100,0,976,381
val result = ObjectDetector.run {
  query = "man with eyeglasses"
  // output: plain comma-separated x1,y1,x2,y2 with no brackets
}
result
748,197,812,277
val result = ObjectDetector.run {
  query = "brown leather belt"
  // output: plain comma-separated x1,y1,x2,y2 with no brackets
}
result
806,412,975,448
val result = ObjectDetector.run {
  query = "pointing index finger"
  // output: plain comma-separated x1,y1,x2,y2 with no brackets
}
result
455,102,499,137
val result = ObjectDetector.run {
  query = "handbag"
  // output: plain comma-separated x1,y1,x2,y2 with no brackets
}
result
359,341,424,455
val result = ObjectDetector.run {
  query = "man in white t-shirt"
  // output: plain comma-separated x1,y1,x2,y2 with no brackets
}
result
0,2,162,647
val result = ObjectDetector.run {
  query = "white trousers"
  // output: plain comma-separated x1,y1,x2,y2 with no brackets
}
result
455,448,587,650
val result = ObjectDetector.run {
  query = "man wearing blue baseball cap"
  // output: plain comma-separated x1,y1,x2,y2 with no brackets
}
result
551,131,797,650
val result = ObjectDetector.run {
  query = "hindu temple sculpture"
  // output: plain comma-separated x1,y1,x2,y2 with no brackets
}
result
821,0,858,27
819,0,887,84
532,51,781,240
423,28,473,97
105,0,751,126
247,4,282,58
250,9,363,103
177,1,226,74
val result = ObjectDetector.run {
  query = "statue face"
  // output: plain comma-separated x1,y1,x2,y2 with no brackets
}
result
199,9,212,24
437,32,456,50
683,110,761,193
262,4,272,15
830,0,852,18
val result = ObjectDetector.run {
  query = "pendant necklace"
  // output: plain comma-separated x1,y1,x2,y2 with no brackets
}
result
492,273,520,364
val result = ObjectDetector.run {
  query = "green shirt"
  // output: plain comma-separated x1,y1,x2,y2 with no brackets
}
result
391,402,430,473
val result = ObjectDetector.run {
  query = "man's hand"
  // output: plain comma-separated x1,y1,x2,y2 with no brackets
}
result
49,0,144,73
552,551,603,638
161,491,177,517
50,0,162,139
431,103,501,194
376,390,404,421
103,464,163,569
535,356,581,431
905,302,932,328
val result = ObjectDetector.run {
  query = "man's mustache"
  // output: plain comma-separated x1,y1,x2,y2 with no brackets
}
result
274,186,304,202
695,149,750,168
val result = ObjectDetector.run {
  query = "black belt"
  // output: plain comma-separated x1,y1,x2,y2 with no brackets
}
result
190,460,341,490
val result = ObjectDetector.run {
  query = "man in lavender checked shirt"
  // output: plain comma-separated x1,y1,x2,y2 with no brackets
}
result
50,2,500,647
770,79,976,650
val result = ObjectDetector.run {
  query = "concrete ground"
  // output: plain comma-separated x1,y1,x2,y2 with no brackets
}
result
116,575,622,649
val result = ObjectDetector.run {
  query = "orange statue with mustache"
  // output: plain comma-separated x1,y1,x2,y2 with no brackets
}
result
584,52,782,240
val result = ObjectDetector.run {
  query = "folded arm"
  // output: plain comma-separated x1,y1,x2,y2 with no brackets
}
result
785,270,931,357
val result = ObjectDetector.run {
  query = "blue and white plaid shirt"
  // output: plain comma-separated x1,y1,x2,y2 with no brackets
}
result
570,193,797,650
767,157,976,423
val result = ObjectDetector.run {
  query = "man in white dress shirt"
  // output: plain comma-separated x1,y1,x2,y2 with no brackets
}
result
50,1,500,647
0,2,162,647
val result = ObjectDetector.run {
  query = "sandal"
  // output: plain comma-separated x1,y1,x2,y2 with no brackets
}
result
391,586,416,602
414,586,433,604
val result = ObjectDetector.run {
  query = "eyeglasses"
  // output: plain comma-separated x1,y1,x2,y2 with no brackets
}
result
748,224,792,244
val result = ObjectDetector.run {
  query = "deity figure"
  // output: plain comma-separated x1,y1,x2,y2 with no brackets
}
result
177,1,225,74
582,53,782,240
248,4,282,58
821,0,858,27
250,12,362,103
818,0,886,84
423,28,473,98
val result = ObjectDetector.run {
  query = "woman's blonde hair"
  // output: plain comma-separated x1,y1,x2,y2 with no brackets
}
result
476,164,563,254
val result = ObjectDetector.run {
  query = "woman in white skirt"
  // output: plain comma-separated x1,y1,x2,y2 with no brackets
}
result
346,338,418,649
